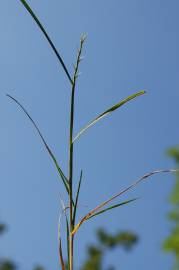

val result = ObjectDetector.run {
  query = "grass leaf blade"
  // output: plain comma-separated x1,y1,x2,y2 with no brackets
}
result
73,90,146,142
72,169,178,235
7,94,70,194
19,0,72,84
87,198,139,220
73,170,83,225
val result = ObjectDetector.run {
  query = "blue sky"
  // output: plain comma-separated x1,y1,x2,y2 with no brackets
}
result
0,0,179,269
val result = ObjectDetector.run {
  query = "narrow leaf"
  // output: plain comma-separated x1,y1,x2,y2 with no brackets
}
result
87,198,139,220
72,169,178,235
73,90,146,142
73,170,83,225
19,0,72,84
7,94,69,194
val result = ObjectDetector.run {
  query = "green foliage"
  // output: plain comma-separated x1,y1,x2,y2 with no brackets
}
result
80,228,138,270
81,246,102,270
33,266,45,270
163,146,179,269
0,221,45,270
167,148,179,164
0,261,16,270
97,229,138,250
167,148,179,205
0,223,15,270
0,224,6,235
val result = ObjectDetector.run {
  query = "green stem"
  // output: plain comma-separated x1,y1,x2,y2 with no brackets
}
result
69,82,75,270
68,35,86,270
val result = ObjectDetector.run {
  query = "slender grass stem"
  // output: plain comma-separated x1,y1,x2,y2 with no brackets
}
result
69,84,75,270
68,35,86,270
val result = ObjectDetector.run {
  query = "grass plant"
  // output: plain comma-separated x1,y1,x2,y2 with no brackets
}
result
7,1,178,269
